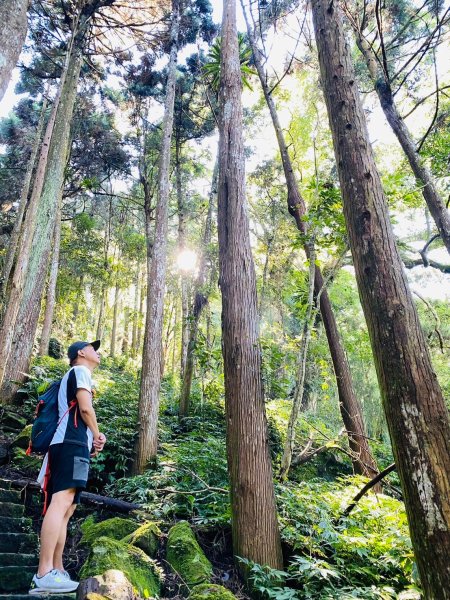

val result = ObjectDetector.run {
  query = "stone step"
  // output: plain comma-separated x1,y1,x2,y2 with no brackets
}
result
0,488,22,503
0,532,38,553
0,500,25,517
0,552,38,567
0,516,33,533
0,565,36,592
0,479,11,489
0,595,76,599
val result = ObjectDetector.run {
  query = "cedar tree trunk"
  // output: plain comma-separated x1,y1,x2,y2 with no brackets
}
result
217,0,283,570
133,1,180,473
311,0,450,594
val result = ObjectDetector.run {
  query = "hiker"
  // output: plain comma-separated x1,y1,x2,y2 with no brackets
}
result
29,340,106,595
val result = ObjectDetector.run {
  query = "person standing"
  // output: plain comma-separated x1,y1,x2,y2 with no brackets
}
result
29,340,106,595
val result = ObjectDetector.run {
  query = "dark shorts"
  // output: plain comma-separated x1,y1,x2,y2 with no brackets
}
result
46,443,90,506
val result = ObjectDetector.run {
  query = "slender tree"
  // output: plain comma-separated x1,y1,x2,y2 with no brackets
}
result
179,155,218,420
311,0,450,594
133,0,181,473
242,0,379,480
39,202,62,356
217,0,283,570
0,0,29,102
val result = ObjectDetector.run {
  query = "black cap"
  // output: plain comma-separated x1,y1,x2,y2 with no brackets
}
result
67,340,101,362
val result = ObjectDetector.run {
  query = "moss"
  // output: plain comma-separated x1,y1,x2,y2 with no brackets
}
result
85,594,109,600
189,584,237,599
11,424,32,450
80,516,139,545
122,521,161,557
79,536,162,598
166,521,213,587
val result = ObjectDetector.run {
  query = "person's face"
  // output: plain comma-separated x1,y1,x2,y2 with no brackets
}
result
79,344,101,367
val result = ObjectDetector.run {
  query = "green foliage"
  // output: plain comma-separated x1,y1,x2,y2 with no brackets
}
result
203,33,257,91
276,477,416,596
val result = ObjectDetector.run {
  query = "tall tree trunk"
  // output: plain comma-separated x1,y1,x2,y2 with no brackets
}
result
137,271,145,352
0,94,48,303
242,3,378,479
96,286,107,341
0,0,28,102
122,305,130,354
280,242,316,479
0,36,74,386
0,34,83,403
175,139,190,378
39,202,61,356
352,31,450,255
217,0,283,570
179,156,218,420
131,265,140,356
311,0,450,594
110,281,120,357
133,1,180,474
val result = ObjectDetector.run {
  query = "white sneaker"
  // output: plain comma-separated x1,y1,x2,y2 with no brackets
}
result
28,569,79,594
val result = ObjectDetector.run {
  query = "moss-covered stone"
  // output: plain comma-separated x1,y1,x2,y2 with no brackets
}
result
189,584,237,600
79,536,162,598
85,594,109,600
166,521,213,587
11,424,32,450
80,516,139,545
122,521,160,558
10,447,41,473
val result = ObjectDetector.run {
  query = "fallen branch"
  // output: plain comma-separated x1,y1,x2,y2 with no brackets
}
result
337,463,397,523
4,477,142,513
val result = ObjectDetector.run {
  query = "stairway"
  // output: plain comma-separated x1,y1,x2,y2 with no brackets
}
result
0,479,76,599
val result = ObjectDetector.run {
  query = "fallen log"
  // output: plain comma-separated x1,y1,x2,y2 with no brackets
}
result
3,476,142,513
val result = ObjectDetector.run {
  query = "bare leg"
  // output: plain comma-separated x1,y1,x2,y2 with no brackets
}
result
53,503,77,572
38,489,76,577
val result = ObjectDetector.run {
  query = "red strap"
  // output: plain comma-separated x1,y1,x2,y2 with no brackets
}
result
42,453,51,516
25,441,32,456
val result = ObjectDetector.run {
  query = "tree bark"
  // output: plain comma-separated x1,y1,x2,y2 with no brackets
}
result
311,0,450,594
0,0,28,102
0,94,48,303
217,0,283,570
133,0,180,473
280,243,316,479
353,32,450,255
122,305,130,354
131,264,140,357
110,281,120,357
242,2,378,480
38,202,62,356
175,139,190,379
179,156,218,420
0,31,83,403
0,37,73,389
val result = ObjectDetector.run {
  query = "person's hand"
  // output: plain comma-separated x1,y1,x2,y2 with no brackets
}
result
93,432,106,452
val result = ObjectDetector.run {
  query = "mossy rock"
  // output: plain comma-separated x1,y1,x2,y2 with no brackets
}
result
166,521,212,587
85,594,109,600
79,536,162,598
0,410,26,431
122,521,161,558
11,424,32,450
81,516,139,545
10,447,41,473
189,584,237,600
